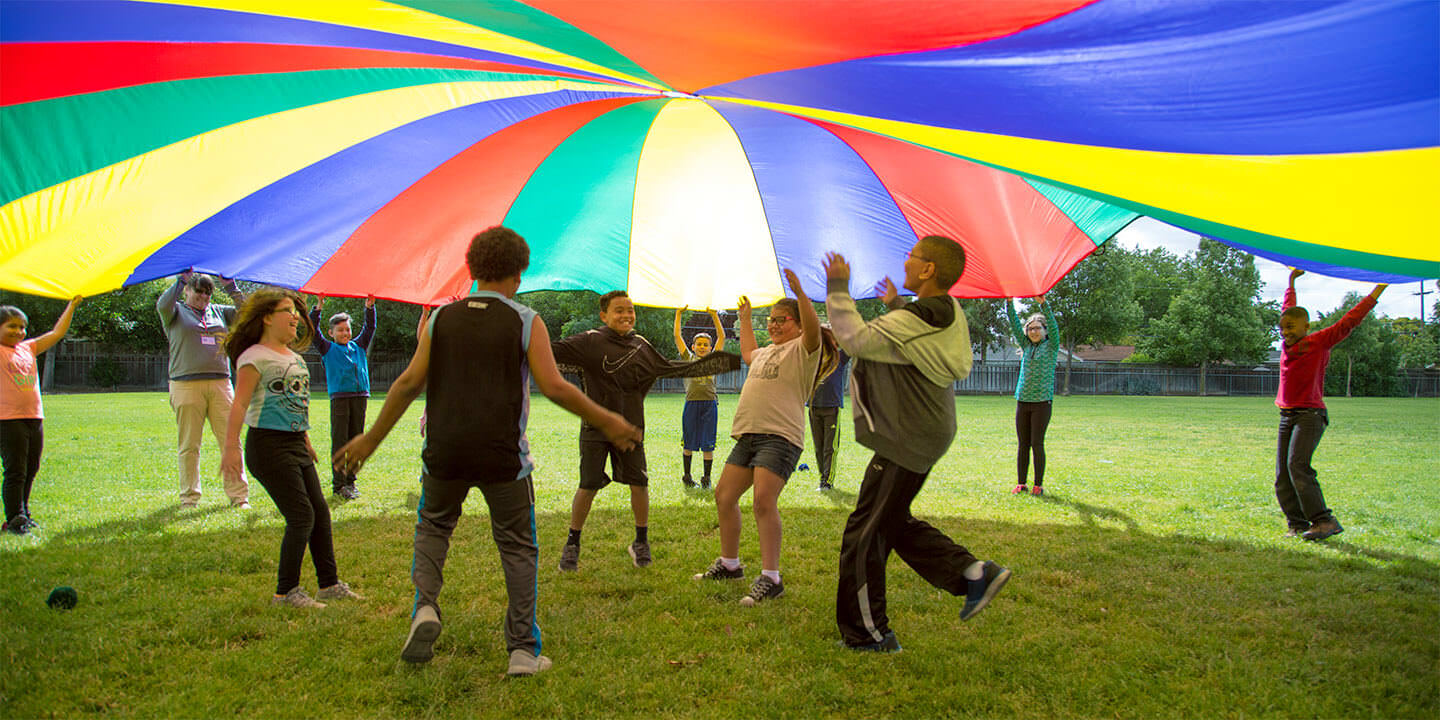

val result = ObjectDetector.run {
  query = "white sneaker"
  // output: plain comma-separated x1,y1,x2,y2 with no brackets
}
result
401,605,442,664
507,649,553,677
231,500,252,510
272,586,325,609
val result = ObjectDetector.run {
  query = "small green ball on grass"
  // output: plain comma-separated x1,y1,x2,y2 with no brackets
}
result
47,586,78,610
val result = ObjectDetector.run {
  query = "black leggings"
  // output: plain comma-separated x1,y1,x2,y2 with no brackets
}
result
1,419,43,523
1015,401,1052,486
245,427,337,595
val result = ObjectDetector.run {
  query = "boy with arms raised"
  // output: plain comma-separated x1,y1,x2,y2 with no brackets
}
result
824,236,1011,652
554,292,738,572
1275,268,1386,541
334,227,641,677
309,295,377,500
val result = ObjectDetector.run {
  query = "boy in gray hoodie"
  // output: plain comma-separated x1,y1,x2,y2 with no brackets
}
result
823,235,1011,652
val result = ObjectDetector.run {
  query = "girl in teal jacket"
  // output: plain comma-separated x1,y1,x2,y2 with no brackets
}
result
1007,297,1059,496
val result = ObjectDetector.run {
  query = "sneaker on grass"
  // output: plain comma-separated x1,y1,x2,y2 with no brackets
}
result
401,605,442,664
959,561,1011,621
272,586,325,609
558,543,580,572
506,649,552,677
317,581,363,601
846,631,902,653
739,575,784,606
628,540,652,568
335,484,360,501
692,558,744,581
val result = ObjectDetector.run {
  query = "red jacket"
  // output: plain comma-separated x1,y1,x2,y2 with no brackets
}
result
1276,288,1376,409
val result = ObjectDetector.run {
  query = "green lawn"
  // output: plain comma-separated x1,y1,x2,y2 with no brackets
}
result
2,393,1437,719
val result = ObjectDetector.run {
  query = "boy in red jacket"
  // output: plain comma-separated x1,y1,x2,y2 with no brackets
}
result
1275,268,1386,541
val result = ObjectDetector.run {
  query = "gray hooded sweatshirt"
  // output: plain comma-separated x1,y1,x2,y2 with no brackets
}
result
826,278,973,473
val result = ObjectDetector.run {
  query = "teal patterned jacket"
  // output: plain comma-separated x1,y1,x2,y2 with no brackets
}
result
1007,301,1060,402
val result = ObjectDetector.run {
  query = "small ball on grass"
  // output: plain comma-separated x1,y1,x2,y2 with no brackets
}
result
47,586,78,610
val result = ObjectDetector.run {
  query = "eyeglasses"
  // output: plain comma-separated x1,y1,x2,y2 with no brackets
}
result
767,316,794,325
271,306,301,317
907,252,933,263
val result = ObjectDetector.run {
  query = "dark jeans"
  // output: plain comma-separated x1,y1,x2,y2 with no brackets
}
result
809,406,841,482
413,473,540,655
329,396,367,490
1,419,43,523
1016,401,1051,486
836,454,977,646
1275,408,1332,529
245,428,337,595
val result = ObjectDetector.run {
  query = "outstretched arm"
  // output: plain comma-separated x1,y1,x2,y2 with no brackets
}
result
673,306,688,356
356,297,377,350
529,318,641,450
784,268,821,353
736,295,757,364
709,308,726,352
824,252,907,362
32,296,81,355
308,301,331,355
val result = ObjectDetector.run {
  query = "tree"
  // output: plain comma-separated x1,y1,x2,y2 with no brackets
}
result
1391,317,1438,370
1126,245,1187,346
1045,243,1142,394
959,298,1009,362
1320,294,1401,397
1139,239,1273,394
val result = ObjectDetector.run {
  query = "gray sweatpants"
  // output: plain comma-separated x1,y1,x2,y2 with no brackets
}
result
413,473,541,655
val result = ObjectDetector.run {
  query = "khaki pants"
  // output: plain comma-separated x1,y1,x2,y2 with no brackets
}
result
169,379,248,505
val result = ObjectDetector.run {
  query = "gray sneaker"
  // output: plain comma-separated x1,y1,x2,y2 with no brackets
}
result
316,581,363,601
507,649,553,677
739,575,784,606
628,540,652,568
693,557,744,580
401,605,442,664
272,586,325,609
558,543,580,572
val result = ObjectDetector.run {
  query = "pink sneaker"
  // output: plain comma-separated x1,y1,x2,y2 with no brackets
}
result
1011,485,1026,495
1031,486,1044,496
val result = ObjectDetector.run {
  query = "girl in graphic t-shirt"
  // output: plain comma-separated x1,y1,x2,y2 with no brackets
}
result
221,289,360,609
1,297,80,535
693,269,838,607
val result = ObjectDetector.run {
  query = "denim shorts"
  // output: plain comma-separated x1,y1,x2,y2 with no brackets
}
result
725,433,803,481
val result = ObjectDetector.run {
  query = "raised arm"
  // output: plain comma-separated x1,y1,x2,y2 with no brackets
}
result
356,296,377,350
308,300,331,355
31,296,81,355
673,306,688,356
823,252,907,362
220,276,245,310
736,295,757,364
528,318,641,450
1040,295,1058,339
156,273,187,325
784,268,821,353
709,308,726,353
1005,299,1025,343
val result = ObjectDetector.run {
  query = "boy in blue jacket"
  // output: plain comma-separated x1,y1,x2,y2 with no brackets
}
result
310,296,376,500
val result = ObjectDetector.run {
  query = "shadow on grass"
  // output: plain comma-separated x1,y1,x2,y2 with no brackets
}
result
3,505,1437,720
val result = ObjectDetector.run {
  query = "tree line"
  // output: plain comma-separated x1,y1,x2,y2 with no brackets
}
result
4,241,1435,397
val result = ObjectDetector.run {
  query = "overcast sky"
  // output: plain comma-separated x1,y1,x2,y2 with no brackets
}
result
1112,217,1435,322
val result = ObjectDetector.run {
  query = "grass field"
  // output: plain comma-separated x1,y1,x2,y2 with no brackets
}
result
2,393,1437,719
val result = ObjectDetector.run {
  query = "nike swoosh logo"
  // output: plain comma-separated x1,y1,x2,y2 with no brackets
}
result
602,347,642,374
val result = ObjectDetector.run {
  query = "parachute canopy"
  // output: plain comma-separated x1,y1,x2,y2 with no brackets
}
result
2,0,1436,306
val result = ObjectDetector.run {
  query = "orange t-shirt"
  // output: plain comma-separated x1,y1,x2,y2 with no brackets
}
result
0,339,42,420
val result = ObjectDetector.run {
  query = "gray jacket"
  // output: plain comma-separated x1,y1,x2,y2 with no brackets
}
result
157,278,244,381
826,279,973,473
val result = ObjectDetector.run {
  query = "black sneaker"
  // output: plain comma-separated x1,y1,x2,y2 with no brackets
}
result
628,540,652,568
700,475,711,490
1302,518,1343,541
739,575,784,606
847,631,902,653
682,474,697,488
960,561,1011,621
818,480,833,491
19,515,39,531
558,543,580,572
335,484,360,500
692,557,744,580
2,517,28,536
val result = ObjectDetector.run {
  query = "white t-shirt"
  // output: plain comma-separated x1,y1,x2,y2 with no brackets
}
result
236,344,310,431
730,338,822,448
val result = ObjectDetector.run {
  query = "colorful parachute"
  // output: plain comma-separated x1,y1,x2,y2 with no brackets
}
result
2,1,1436,307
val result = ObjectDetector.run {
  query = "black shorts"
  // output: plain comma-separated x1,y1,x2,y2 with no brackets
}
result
579,439,648,490
725,433,802,481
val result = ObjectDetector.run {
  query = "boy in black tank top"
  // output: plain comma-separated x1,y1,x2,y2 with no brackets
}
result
334,227,640,678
